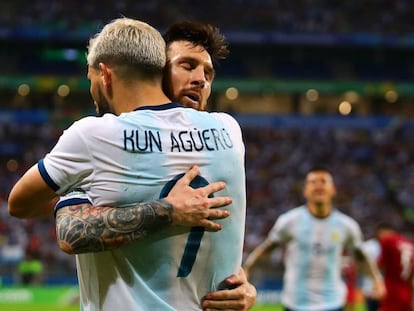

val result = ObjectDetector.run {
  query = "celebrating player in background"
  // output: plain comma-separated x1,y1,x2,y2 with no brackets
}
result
376,222,414,311
243,166,385,311
9,17,247,310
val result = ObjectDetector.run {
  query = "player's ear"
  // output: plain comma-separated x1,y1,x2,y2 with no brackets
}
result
98,63,112,88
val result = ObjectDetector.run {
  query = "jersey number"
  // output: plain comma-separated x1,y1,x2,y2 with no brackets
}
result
399,242,414,280
159,173,212,277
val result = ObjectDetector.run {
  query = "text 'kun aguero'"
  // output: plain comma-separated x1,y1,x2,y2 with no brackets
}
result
123,128,234,153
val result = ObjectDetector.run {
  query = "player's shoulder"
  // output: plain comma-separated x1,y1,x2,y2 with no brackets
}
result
385,233,413,245
280,205,306,219
333,209,361,228
203,112,243,139
208,111,240,125
72,114,112,127
71,113,120,132
272,206,306,231
333,208,355,220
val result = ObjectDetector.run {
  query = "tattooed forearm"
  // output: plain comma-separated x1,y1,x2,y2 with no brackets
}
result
56,199,173,254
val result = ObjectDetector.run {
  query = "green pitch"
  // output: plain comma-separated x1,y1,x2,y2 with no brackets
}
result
251,303,367,311
251,304,283,310
0,303,368,311
1,303,279,311
0,305,79,311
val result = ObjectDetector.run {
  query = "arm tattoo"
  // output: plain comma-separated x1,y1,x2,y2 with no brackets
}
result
56,199,173,254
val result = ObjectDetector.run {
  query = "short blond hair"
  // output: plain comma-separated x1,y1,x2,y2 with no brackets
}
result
87,18,166,79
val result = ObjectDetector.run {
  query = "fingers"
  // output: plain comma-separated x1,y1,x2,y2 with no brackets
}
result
191,183,232,231
167,166,233,229
201,180,227,197
201,290,246,310
223,273,243,287
202,271,257,310
202,285,256,311
224,268,248,287
201,207,230,231
177,165,200,187
201,220,223,232
179,165,228,198
200,214,230,231
206,207,230,219
202,201,231,231
207,195,233,209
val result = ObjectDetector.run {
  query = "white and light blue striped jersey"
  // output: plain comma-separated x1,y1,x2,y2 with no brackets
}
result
39,103,246,311
267,205,363,310
360,238,381,296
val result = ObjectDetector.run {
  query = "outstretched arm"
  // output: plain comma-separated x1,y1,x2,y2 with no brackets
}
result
201,268,257,311
56,166,232,254
243,238,277,277
355,248,386,300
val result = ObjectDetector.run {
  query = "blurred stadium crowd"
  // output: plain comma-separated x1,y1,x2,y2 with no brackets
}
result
1,0,414,287
1,0,414,35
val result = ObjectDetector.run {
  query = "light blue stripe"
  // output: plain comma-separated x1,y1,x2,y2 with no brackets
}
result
294,208,311,305
323,214,339,304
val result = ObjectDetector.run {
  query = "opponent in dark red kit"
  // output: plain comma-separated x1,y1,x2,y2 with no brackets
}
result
377,223,414,311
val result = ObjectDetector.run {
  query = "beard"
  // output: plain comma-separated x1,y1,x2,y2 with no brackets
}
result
94,86,112,116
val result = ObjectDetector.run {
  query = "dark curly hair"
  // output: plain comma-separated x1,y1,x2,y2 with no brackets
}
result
162,21,229,65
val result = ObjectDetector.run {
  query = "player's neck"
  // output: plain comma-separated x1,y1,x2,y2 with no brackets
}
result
113,82,171,114
307,203,332,218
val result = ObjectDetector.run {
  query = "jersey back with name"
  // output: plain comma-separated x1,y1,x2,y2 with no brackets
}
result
42,104,246,311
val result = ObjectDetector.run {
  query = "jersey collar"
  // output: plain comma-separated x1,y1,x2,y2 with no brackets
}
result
134,102,183,111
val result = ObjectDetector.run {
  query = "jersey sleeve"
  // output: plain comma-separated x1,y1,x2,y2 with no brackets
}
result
54,189,92,215
40,118,95,195
346,217,364,251
267,212,291,244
